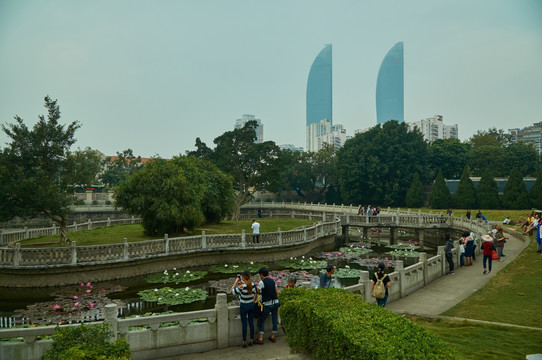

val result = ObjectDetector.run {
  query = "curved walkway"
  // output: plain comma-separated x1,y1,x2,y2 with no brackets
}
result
159,231,531,360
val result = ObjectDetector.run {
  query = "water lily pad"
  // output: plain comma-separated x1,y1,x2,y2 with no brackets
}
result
385,249,420,257
208,263,266,274
146,269,207,284
339,246,373,255
320,267,363,279
138,287,207,305
275,258,327,270
386,244,421,251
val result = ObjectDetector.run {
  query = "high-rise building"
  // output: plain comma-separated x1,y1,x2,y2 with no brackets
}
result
376,42,404,125
306,44,332,150
235,114,263,143
408,115,458,142
306,44,332,127
509,122,542,154
306,119,347,152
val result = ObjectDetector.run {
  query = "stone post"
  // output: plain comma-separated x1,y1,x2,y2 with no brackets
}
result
104,304,119,341
88,219,92,230
359,270,372,303
164,233,169,254
419,252,428,286
308,213,312,220
14,243,21,267
24,226,29,239
202,231,207,249
418,210,423,226
454,240,460,268
437,245,445,275
303,227,307,242
323,211,327,222
278,228,282,245
215,293,228,349
395,260,406,298
395,215,400,225
71,241,77,265
123,238,128,260
291,210,294,218
346,213,350,224
131,216,135,224
52,223,57,235
241,229,246,248
107,217,111,226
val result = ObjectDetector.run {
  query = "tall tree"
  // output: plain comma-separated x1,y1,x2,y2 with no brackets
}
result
189,121,282,219
405,173,425,208
529,170,542,210
115,156,234,236
429,169,452,209
0,96,99,242
100,149,142,188
427,139,471,180
467,145,506,176
469,127,512,148
503,142,539,177
453,166,476,209
476,168,500,209
502,168,529,209
337,121,428,206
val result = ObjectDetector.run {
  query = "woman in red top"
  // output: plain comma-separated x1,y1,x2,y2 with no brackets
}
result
481,234,494,274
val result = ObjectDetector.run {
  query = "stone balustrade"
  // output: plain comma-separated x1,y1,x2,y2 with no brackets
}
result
0,241,470,360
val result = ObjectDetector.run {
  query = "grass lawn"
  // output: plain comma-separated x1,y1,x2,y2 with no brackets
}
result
18,218,316,247
409,234,542,359
408,316,542,360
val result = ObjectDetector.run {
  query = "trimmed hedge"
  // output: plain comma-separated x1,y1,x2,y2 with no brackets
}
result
279,288,462,360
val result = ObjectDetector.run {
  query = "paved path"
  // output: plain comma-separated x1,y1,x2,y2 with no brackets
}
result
159,232,531,360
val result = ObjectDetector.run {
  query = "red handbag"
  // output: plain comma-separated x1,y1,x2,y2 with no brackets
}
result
491,250,499,260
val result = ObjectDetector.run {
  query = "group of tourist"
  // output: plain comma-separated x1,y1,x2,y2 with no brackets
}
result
357,205,381,216
523,211,541,253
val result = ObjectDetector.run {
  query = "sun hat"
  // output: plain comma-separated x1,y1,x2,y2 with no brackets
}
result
481,234,493,242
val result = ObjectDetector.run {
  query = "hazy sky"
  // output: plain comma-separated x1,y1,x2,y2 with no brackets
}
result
1,0,541,158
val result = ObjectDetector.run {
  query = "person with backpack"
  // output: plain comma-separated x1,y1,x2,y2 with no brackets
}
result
371,262,391,307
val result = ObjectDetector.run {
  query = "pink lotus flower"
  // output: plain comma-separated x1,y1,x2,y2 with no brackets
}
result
372,257,376,260
80,283,84,287
326,253,331,257
54,304,61,310
73,296,78,300
74,302,79,306
303,273,307,277
86,289,91,294
280,272,285,276
277,279,282,283
89,303,95,308
86,282,91,287
101,288,105,292
336,252,342,255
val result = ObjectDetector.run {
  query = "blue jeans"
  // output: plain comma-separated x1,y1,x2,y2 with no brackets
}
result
259,302,279,334
483,255,492,272
376,295,388,307
240,302,255,341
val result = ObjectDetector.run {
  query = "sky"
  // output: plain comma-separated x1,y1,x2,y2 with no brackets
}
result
0,0,541,158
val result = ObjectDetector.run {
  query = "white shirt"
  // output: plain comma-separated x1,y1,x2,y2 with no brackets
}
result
251,222,260,234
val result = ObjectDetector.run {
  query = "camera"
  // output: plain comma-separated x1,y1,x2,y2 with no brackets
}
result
237,274,241,280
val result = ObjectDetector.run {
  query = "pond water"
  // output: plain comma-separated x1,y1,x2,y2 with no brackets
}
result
0,233,448,328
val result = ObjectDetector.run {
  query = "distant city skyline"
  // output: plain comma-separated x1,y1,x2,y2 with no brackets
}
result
0,1,540,158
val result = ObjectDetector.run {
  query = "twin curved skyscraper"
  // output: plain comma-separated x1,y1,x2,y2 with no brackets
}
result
306,42,404,128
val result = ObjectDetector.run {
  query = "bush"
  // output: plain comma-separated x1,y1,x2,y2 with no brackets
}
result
42,323,131,360
279,288,461,360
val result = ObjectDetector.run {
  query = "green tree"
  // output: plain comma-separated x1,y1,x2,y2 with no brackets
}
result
100,148,142,188
189,121,282,218
502,167,529,209
453,166,476,209
405,173,425,208
503,142,539,176
337,121,428,206
530,170,542,210
115,156,234,236
0,96,100,243
427,139,471,179
467,145,506,176
476,168,500,209
469,127,512,148
429,169,451,209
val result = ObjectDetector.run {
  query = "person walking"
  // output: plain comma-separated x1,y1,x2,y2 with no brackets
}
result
481,235,494,274
444,232,455,275
495,226,508,260
254,267,279,345
319,264,335,288
371,262,391,307
462,231,474,266
251,219,260,243
230,270,256,348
